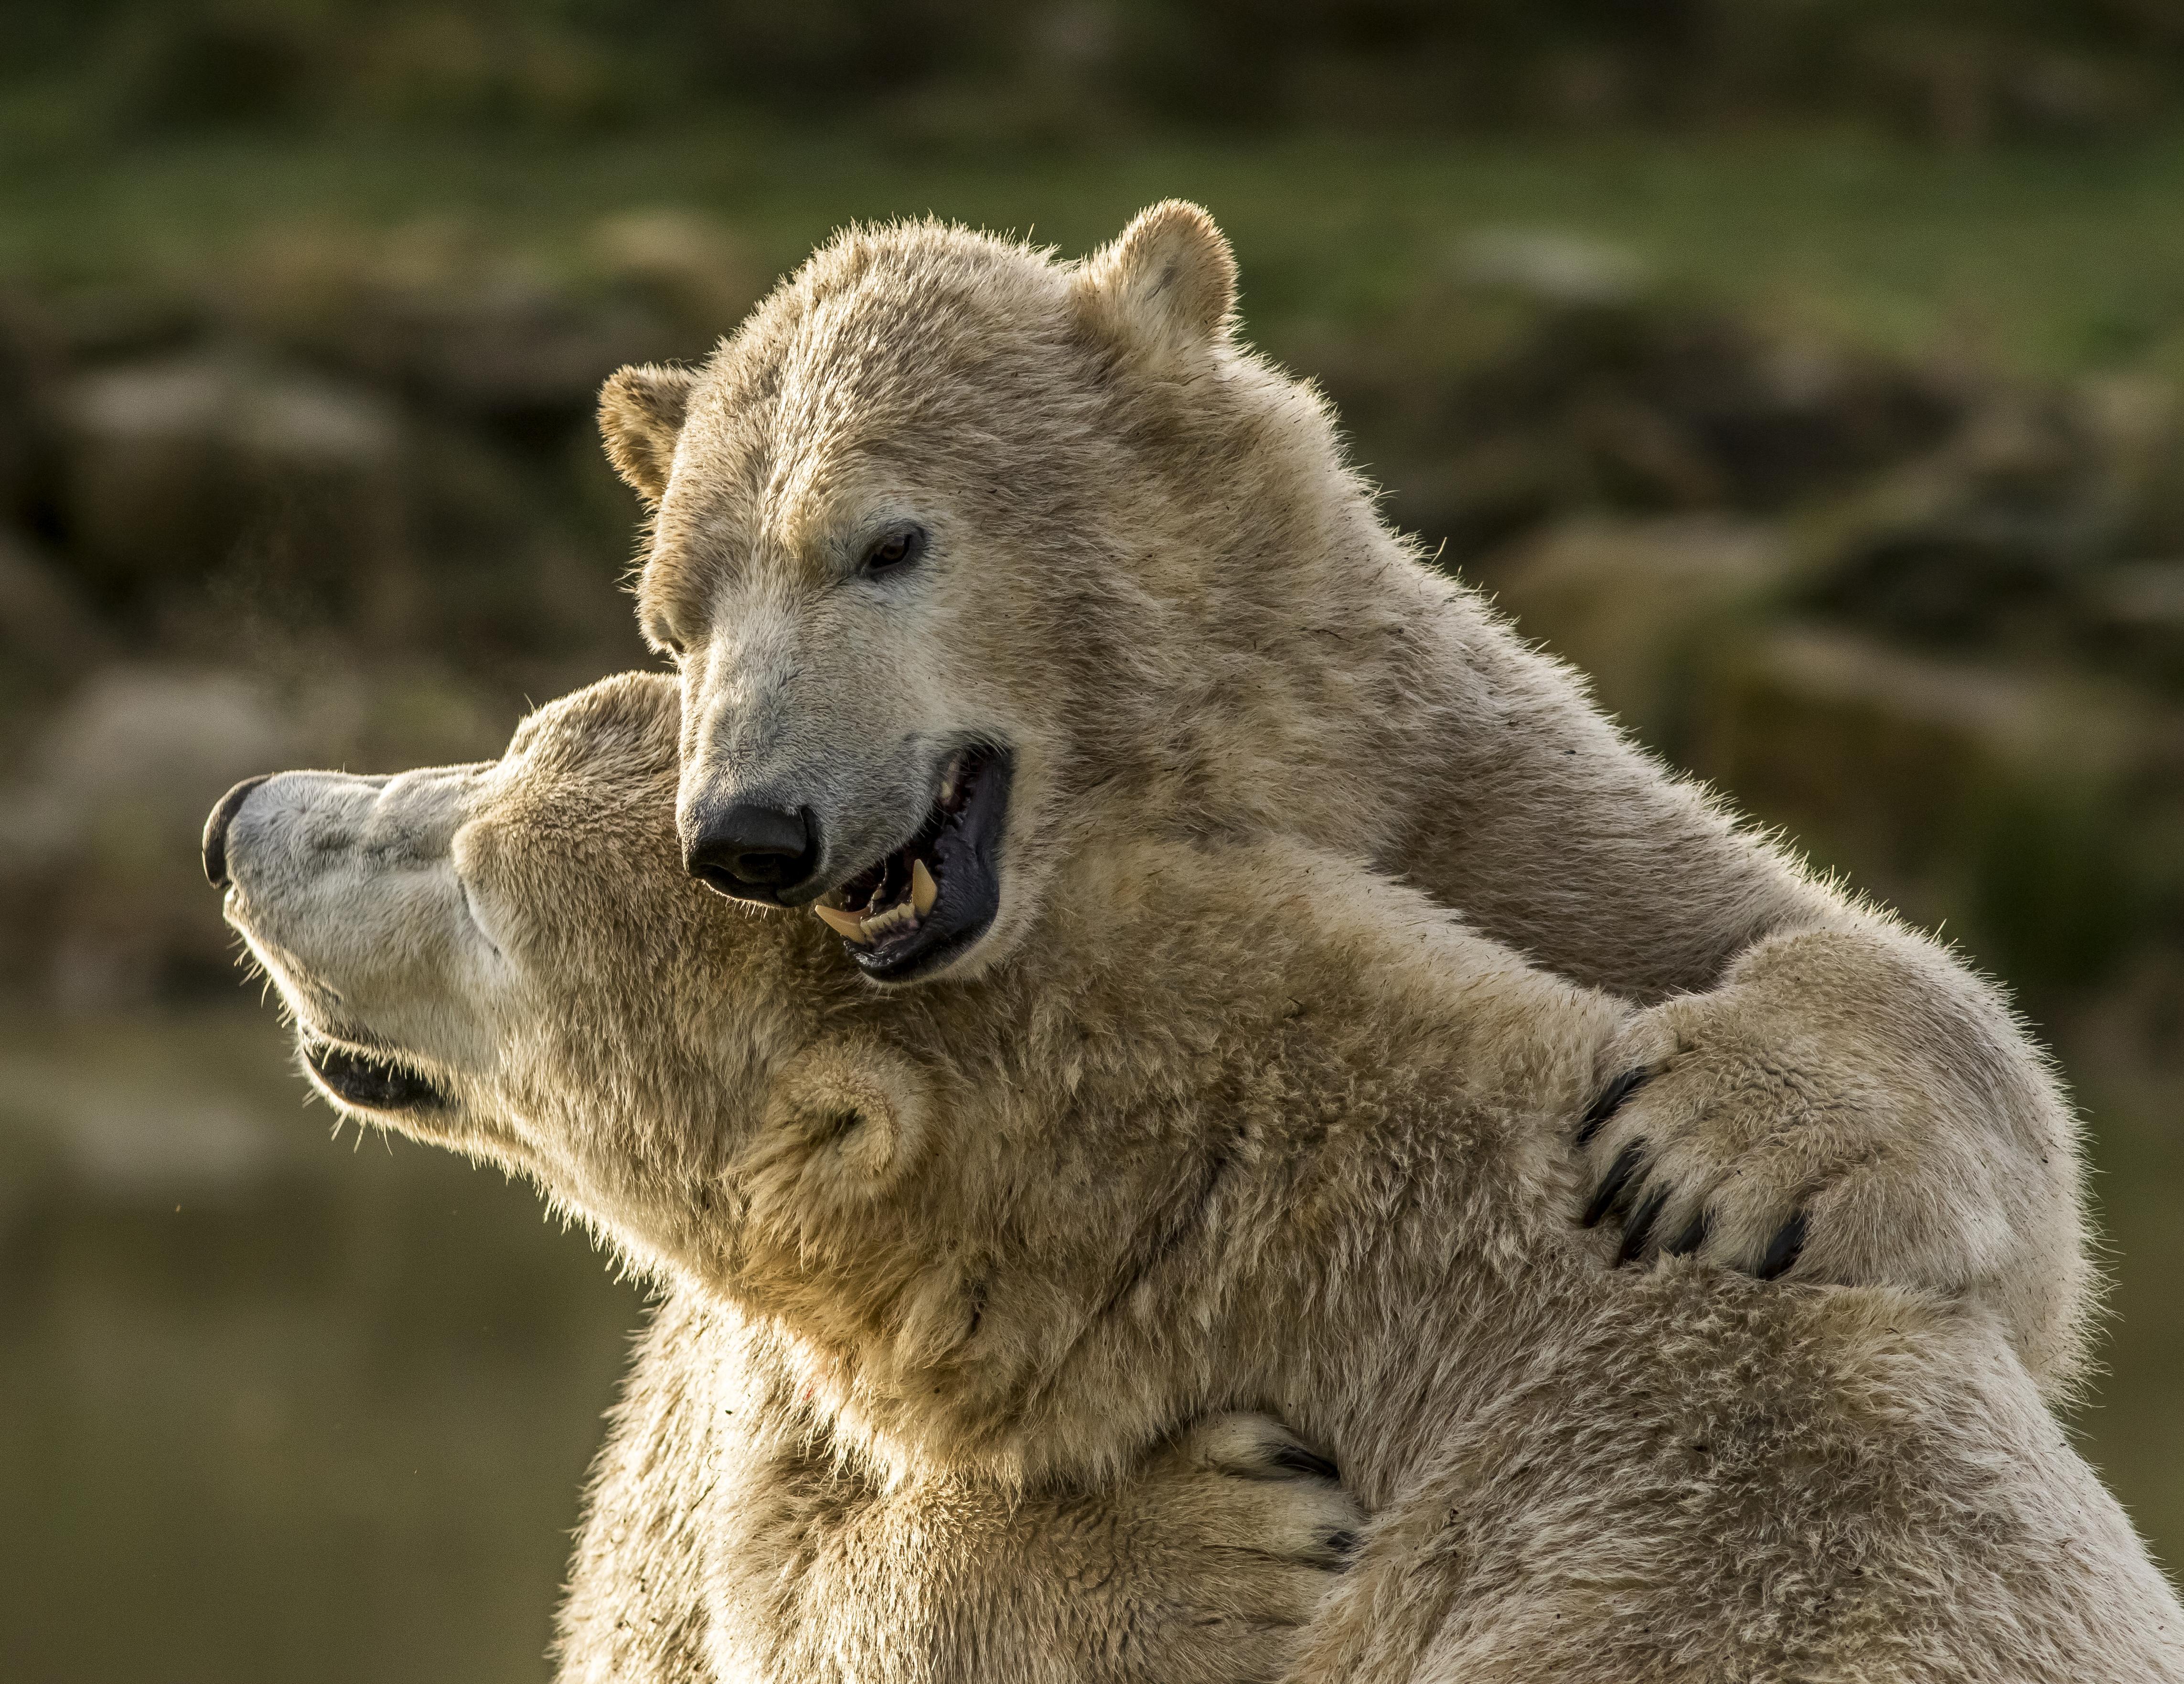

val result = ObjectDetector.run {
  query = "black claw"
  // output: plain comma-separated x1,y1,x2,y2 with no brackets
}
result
1576,1068,1652,1147
1756,1211,1809,1281
1265,1442,1339,1482
1618,1185,1670,1265
1582,1140,1649,1228
1665,1209,1710,1257
1321,1529,1360,1562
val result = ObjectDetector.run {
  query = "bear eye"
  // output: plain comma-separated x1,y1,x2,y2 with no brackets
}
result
863,525,926,575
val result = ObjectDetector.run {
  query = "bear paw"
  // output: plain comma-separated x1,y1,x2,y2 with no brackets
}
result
1566,924,2085,1375
1575,1054,1812,1279
1061,1412,1360,1680
1163,1412,1364,1568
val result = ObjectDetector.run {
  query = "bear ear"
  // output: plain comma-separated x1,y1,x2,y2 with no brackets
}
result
1071,200,1238,366
598,363,699,504
759,1040,932,1192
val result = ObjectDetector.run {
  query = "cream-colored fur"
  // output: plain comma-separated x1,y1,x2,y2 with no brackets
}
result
563,1290,1362,1684
218,675,2181,1682
605,203,2087,1383
578,204,2090,1678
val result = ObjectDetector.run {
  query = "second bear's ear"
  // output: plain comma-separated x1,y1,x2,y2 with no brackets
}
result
1071,200,1238,367
598,363,699,504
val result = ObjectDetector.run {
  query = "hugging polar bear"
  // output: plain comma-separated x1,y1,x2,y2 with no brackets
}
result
209,673,2182,1681
557,201,2109,1672
602,203,2087,1377
204,202,2175,1679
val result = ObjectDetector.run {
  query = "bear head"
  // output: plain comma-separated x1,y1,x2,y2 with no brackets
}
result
601,203,1404,987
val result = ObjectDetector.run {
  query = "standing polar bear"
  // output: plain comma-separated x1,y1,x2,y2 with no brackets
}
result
209,674,2183,1683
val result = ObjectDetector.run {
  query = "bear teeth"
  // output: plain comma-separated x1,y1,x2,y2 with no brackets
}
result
862,900,919,940
814,751,973,949
813,863,935,947
813,902,869,944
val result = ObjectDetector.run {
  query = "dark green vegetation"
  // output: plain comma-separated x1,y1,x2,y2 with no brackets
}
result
10,0,2184,145
1,110,2181,1681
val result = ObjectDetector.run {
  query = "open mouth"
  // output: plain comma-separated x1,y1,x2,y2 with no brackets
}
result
300,1034,450,1114
812,746,1012,983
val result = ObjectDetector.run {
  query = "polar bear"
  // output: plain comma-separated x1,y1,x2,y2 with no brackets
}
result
600,202,2086,1389
209,674,2182,1682
558,1289,1363,1684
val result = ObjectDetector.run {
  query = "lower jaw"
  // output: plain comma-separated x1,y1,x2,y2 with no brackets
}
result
852,910,996,983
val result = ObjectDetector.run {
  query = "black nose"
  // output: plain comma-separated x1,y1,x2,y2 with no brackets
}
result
203,773,275,888
684,803,821,904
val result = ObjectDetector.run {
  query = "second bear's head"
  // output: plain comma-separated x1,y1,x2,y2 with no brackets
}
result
602,203,1400,989
213,670,1335,1454
214,675,935,1301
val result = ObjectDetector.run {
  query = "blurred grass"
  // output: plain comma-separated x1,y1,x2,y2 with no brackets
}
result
13,125,2184,378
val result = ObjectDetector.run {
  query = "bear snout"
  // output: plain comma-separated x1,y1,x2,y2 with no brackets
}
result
202,772,275,888
683,800,822,905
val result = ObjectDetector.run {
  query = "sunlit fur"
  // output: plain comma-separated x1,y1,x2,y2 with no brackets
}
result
226,675,2181,1683
605,202,2090,1393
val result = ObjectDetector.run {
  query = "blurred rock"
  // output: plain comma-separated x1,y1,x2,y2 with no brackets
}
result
1333,295,1970,558
55,353,408,629
1796,381,2184,655
1693,627,2178,985
1453,228,1652,309
339,278,679,426
329,659,509,772
2080,375,2184,538
0,666,310,1008
0,532,109,717
2084,563,2184,691
236,224,690,429
1465,306,1968,515
0,290,63,525
1489,514,1788,751
589,209,770,343
33,1083,286,1202
43,285,209,365
401,418,645,668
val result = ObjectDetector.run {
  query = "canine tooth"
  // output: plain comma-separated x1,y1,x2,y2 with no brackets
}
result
813,903,871,944
939,752,964,806
911,858,938,917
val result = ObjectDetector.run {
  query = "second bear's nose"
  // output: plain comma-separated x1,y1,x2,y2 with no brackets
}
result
203,773,275,889
684,803,821,905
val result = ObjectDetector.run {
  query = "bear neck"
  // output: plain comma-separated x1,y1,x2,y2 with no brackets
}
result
1125,362,1822,1002
774,838,1627,1502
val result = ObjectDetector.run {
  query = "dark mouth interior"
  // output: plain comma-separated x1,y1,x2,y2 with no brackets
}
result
302,1035,449,1113
820,746,1010,981
837,750,985,916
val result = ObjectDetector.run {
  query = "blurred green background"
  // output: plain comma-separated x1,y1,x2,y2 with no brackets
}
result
3,5,2183,1681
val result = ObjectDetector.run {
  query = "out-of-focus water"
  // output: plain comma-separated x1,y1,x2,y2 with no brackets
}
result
3,999,2176,1682
0,1008,640,1684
